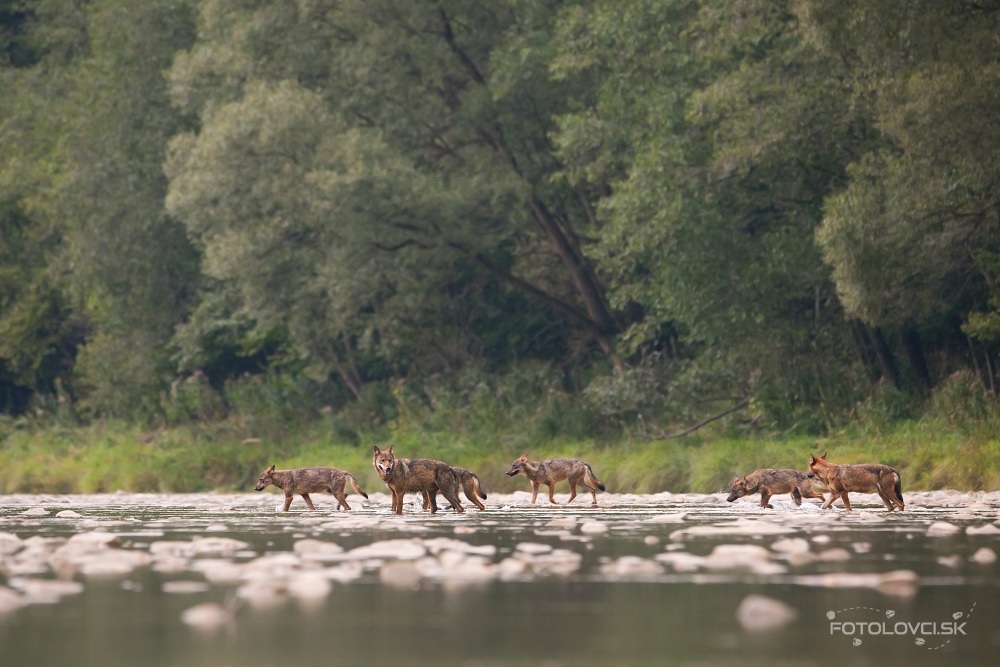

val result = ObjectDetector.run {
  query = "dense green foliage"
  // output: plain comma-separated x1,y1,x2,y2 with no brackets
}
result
2,1,999,451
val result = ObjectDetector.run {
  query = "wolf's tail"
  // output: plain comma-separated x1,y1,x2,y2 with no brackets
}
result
348,473,369,499
472,474,487,499
585,464,606,492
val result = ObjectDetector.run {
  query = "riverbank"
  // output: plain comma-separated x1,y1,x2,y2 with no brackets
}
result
2,417,999,494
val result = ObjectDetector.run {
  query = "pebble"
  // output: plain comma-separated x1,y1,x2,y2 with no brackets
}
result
579,521,609,535
735,594,798,631
927,522,961,537
0,532,23,555
162,581,212,594
654,551,705,572
970,547,997,565
770,537,810,554
180,602,233,629
599,556,665,578
0,586,23,613
670,518,796,540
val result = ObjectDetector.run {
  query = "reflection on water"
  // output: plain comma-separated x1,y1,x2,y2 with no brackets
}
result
1,490,999,666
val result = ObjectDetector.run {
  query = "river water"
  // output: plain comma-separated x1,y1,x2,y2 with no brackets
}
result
1,490,999,666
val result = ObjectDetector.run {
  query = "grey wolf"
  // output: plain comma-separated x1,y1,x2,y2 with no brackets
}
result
254,464,368,511
504,454,605,505
423,466,488,511
807,452,904,512
726,468,825,508
372,445,464,514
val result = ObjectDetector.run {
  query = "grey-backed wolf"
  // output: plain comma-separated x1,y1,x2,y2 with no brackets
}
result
423,467,488,511
807,452,904,512
254,464,368,511
726,468,825,509
505,454,606,505
372,445,464,515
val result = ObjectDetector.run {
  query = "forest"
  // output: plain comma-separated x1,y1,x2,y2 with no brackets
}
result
2,0,999,473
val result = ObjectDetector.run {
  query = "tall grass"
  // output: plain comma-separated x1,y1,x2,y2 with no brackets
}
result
2,368,999,494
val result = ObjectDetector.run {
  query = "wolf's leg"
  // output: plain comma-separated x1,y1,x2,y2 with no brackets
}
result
874,485,894,511
530,481,540,504
301,493,317,511
427,487,441,513
839,491,852,512
567,481,578,504
441,487,463,513
337,494,351,511
760,488,773,509
465,484,485,510
820,490,836,509
282,493,294,512
547,483,557,504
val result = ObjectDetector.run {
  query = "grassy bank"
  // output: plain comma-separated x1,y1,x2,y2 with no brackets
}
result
2,415,999,495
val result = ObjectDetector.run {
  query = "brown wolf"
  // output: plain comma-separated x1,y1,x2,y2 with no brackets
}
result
423,467,488,511
807,452,905,512
726,468,826,509
372,445,464,515
254,464,368,512
505,454,606,505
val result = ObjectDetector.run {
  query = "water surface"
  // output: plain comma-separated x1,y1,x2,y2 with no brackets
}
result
2,490,998,666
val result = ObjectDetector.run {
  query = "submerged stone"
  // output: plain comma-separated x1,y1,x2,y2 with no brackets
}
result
736,594,798,632
927,522,961,537
970,547,997,565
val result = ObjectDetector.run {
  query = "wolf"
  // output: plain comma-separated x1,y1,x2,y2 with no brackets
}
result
504,454,606,505
423,466,488,511
254,464,368,512
807,452,905,512
372,445,464,514
726,468,826,509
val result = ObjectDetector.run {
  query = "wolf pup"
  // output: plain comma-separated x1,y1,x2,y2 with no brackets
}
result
807,452,904,512
254,464,368,512
372,445,464,515
726,468,826,509
423,467,488,511
505,454,605,505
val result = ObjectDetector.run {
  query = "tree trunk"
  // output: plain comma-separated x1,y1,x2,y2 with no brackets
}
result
901,326,932,390
527,198,622,359
850,319,881,384
870,327,901,389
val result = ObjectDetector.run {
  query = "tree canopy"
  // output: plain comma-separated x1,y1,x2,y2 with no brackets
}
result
2,0,998,430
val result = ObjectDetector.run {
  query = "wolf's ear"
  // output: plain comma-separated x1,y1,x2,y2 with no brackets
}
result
518,453,527,461
266,464,275,473
386,444,393,454
808,454,816,464
372,445,380,455
733,477,741,484
819,451,827,460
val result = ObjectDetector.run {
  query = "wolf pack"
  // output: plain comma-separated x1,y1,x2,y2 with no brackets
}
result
255,446,905,515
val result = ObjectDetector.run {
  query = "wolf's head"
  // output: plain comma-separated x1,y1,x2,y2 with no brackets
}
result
726,477,749,502
505,454,529,477
255,464,276,491
372,445,395,480
806,452,830,480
